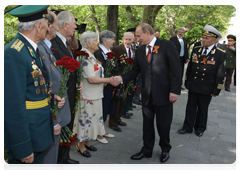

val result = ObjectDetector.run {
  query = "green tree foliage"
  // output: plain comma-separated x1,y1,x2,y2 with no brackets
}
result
4,5,235,46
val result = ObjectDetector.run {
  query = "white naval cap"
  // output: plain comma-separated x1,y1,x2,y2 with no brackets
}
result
203,25,222,39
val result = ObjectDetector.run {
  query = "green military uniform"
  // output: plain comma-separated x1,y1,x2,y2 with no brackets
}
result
221,35,236,91
4,5,54,164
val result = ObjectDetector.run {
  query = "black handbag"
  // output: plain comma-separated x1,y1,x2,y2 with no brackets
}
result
115,86,125,102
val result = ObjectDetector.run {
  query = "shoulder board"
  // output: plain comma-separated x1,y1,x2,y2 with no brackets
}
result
10,39,24,52
216,47,226,53
194,46,203,48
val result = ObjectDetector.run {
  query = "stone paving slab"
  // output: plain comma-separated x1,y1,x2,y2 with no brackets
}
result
69,81,236,165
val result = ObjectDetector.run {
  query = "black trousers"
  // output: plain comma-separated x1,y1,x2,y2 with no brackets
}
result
234,64,238,85
182,91,212,132
141,94,173,156
179,57,185,85
7,150,45,164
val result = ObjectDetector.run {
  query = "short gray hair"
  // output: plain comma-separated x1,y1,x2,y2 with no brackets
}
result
123,32,134,39
99,30,115,44
80,30,98,48
177,27,185,32
17,18,46,32
57,11,72,28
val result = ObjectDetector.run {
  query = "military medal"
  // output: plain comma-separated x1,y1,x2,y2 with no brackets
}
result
31,69,39,78
36,88,40,94
34,80,38,86
42,88,45,94
32,64,37,70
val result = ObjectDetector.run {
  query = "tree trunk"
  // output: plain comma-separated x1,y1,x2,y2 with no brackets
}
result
89,5,100,37
141,5,163,30
107,5,119,46
124,5,139,27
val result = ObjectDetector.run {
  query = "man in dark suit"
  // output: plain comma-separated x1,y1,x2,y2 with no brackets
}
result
170,27,189,90
112,23,181,163
51,11,79,164
109,32,135,132
178,25,226,137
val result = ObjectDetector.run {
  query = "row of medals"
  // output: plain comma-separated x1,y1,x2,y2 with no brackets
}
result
31,60,49,95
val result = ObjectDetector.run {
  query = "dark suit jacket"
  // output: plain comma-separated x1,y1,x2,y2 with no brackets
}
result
122,38,182,106
94,47,118,88
112,44,129,75
170,36,189,62
185,45,226,95
51,35,77,113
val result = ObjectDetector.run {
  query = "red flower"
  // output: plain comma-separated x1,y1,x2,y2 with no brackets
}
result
106,52,120,60
74,50,89,58
56,56,80,72
126,58,134,64
52,115,56,120
133,86,138,93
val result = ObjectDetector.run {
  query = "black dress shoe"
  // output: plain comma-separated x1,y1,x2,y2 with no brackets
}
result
118,121,127,126
64,158,79,164
225,89,231,92
177,128,192,134
195,131,204,137
121,114,131,119
133,100,142,105
126,112,133,116
85,144,97,151
131,152,152,160
110,126,122,132
76,145,91,158
160,152,169,163
131,105,136,108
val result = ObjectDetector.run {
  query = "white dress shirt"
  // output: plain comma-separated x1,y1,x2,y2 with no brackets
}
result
201,44,215,56
145,37,157,55
99,44,111,60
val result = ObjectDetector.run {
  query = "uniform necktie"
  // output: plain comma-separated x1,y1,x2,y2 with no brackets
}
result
202,47,208,56
128,47,131,58
147,45,151,62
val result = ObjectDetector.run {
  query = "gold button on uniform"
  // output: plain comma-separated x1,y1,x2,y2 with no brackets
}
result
194,77,197,79
203,68,206,71
203,73,205,76
197,67,199,69
201,78,204,80
196,72,198,74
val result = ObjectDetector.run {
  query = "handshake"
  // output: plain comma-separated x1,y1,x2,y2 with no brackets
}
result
108,76,123,87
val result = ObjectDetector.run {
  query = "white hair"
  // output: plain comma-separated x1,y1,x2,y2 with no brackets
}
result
123,32,134,39
17,18,46,32
80,30,98,48
57,11,72,28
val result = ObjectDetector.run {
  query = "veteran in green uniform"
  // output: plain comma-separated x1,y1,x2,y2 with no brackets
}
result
178,25,226,137
221,34,236,92
4,5,64,164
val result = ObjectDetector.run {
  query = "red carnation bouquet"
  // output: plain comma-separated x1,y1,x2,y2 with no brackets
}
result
59,126,77,147
105,52,121,78
73,50,89,114
52,56,80,120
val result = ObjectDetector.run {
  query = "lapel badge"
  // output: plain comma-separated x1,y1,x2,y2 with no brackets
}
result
28,47,36,58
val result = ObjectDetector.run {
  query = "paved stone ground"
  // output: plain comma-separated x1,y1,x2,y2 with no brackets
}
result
69,82,236,165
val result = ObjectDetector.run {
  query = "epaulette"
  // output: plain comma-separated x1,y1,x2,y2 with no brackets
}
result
216,47,226,53
194,46,203,48
10,38,24,52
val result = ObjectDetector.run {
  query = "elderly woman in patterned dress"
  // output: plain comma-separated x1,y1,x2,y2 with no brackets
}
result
73,31,114,158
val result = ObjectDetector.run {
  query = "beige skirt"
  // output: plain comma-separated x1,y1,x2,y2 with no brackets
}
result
73,98,105,142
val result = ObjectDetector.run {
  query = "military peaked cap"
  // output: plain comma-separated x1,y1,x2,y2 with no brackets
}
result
203,25,222,39
9,5,50,22
227,34,236,41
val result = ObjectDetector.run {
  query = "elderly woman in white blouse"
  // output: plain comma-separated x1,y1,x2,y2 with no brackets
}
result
73,31,114,158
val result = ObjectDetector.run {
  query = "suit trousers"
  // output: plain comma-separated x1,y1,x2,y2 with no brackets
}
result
179,57,185,86
43,134,60,164
102,87,115,122
141,94,173,156
7,150,45,164
109,97,126,128
182,91,212,132
225,68,234,90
